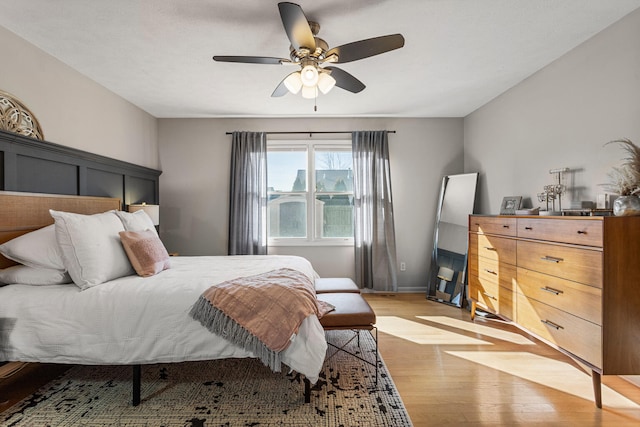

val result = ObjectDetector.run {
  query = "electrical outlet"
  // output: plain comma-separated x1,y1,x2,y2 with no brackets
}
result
400,262,406,271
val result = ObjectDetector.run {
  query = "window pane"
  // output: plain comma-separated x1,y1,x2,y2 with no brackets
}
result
267,149,307,192
315,195,354,238
268,194,307,238
314,149,353,193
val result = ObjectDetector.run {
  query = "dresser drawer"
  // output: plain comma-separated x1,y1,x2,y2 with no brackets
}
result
516,268,602,325
516,240,602,288
469,233,516,265
468,256,516,290
517,296,602,368
469,275,516,319
517,218,603,247
469,216,517,237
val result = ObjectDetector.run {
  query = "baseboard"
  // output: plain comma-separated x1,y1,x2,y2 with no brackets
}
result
360,287,428,294
395,286,428,293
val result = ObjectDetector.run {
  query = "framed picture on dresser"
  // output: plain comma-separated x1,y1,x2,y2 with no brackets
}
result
500,196,522,215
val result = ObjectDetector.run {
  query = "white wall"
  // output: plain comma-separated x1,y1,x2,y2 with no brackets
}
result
0,26,159,169
464,9,640,214
158,117,464,291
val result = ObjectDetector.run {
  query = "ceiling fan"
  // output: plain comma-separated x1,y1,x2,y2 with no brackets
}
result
213,2,405,100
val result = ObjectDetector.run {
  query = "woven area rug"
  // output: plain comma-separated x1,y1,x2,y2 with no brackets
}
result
1,330,412,426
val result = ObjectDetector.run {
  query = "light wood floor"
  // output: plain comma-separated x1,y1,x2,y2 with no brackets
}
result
364,293,640,426
2,293,640,426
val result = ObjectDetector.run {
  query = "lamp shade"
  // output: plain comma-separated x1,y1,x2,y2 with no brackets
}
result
283,72,302,94
317,72,336,94
436,266,455,282
300,65,319,87
128,203,160,226
301,85,317,99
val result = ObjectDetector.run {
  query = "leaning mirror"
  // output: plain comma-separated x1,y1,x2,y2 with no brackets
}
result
426,173,478,307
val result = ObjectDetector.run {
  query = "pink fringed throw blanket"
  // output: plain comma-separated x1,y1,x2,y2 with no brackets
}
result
189,268,333,373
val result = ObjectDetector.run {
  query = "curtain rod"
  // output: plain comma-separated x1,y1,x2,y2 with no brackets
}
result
225,130,396,136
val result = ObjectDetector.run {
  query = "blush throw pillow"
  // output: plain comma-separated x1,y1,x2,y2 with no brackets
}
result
119,230,171,277
115,210,159,236
49,209,135,290
0,224,65,271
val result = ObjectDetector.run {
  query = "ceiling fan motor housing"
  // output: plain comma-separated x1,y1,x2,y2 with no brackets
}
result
289,35,329,63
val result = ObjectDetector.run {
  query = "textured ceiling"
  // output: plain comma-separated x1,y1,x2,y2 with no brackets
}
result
1,0,639,118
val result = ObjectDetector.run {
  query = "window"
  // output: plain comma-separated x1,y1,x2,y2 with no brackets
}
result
267,140,353,245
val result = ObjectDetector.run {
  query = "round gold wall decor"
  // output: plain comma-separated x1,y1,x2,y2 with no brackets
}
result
0,89,44,140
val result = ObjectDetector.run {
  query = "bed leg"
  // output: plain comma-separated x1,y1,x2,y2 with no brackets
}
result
304,377,311,403
132,365,141,406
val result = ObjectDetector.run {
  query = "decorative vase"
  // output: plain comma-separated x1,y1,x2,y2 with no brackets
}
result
613,195,640,216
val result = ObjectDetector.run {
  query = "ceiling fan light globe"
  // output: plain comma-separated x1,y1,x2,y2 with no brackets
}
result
301,85,317,99
300,65,319,87
284,72,303,94
317,73,336,94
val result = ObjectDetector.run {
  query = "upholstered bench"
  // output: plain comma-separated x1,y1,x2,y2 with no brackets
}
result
315,277,360,294
315,292,378,393
317,292,375,329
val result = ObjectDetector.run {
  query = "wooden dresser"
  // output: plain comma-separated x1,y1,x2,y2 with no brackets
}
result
468,214,640,408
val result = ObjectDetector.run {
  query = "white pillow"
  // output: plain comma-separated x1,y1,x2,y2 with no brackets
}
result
114,210,158,236
0,224,65,271
0,265,72,286
49,209,135,290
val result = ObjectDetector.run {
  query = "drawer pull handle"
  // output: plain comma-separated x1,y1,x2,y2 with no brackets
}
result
541,319,564,330
524,226,533,230
483,246,497,251
484,269,497,275
541,255,564,263
502,225,510,228
577,230,587,234
482,292,497,300
540,286,563,295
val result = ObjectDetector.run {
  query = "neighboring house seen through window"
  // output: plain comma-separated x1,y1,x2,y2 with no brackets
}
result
267,140,354,245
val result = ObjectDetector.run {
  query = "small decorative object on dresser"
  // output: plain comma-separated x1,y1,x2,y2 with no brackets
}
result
602,138,640,216
499,196,522,215
612,195,640,216
468,214,640,409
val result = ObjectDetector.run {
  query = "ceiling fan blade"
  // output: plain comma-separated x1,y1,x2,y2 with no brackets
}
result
271,76,291,97
325,34,405,64
278,2,316,51
213,56,290,65
325,67,365,93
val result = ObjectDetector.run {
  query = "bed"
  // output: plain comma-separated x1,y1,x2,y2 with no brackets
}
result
0,191,328,403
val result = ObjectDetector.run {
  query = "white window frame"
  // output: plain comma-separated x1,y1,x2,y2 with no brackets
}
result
267,139,354,247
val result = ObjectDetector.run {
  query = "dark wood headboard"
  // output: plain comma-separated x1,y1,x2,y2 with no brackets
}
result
0,129,161,208
0,191,121,268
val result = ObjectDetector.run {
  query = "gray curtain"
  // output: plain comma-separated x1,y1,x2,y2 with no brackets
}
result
228,131,268,255
352,130,398,291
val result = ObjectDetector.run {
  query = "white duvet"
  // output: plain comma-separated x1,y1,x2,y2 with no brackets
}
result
0,255,327,383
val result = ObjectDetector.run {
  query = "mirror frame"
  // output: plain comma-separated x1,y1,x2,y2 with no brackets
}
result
426,172,478,307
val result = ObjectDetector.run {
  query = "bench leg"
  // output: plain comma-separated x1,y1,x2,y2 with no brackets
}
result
374,327,379,388
326,327,379,389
